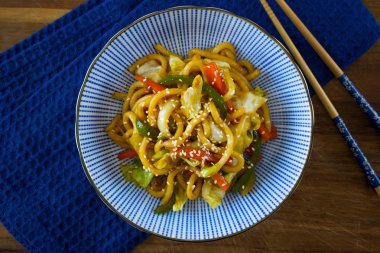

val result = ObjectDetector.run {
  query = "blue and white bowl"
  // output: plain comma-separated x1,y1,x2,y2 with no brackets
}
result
76,7,314,241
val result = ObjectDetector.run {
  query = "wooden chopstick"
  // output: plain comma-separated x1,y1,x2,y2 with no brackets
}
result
260,0,380,197
275,0,380,132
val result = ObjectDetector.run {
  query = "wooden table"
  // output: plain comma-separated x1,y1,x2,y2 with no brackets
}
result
1,1,379,252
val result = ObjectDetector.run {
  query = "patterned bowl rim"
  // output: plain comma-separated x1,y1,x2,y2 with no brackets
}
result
75,6,315,242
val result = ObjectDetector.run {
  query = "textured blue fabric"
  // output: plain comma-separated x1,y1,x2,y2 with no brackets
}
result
0,0,379,252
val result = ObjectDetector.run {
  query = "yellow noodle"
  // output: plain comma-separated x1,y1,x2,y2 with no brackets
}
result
147,187,165,198
186,173,203,200
154,140,165,153
188,48,246,74
147,88,183,127
162,167,183,204
122,82,145,115
233,114,250,148
221,49,236,60
202,120,211,138
154,43,183,59
139,138,169,175
180,60,205,79
230,69,251,91
228,108,245,122
200,102,234,175
246,68,260,81
107,131,130,148
238,59,255,73
176,174,188,191
131,94,154,121
211,42,236,55
162,110,209,148
221,70,236,101
112,92,129,100
196,125,223,154
105,114,122,132
262,102,271,132
222,151,245,173
130,87,150,108
171,113,184,139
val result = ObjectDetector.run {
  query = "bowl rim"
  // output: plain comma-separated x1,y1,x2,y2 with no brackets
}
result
75,5,315,242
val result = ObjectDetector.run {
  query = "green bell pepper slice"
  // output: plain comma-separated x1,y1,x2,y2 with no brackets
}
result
159,75,194,86
202,83,227,119
136,119,159,140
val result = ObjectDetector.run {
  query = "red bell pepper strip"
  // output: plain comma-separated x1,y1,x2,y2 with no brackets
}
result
204,62,227,95
117,150,138,160
225,100,234,113
134,75,166,92
211,173,230,191
171,146,233,165
258,123,271,141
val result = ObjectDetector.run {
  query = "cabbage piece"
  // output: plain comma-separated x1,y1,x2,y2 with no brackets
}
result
151,149,169,161
234,91,267,114
132,167,154,188
209,119,227,143
203,58,230,69
181,157,201,167
224,172,237,184
120,161,153,188
202,180,225,208
181,75,203,118
136,60,163,82
153,153,174,170
169,55,185,74
173,185,188,211
157,98,180,137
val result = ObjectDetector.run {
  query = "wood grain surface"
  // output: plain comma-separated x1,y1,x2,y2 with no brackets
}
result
1,1,379,252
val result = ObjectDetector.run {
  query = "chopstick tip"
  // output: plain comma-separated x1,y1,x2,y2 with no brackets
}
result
375,186,380,198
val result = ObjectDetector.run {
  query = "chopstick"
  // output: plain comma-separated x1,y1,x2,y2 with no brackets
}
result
260,0,380,197
275,0,380,132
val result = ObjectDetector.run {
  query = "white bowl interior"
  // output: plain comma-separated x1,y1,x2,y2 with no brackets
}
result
76,7,313,240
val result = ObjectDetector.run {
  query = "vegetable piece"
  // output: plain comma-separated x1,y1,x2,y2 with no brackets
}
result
181,157,201,167
211,173,230,191
204,62,227,95
136,119,159,140
181,75,203,119
157,99,180,136
173,185,188,211
154,194,175,214
151,149,169,161
169,55,185,74
209,119,227,143
270,125,278,139
231,131,261,193
120,164,135,181
134,75,166,92
135,60,163,82
202,83,227,119
117,150,138,160
132,166,154,188
153,153,174,170
225,100,234,113
160,75,194,86
120,159,153,188
234,91,267,114
258,123,271,141
203,58,230,69
171,147,233,166
202,180,225,208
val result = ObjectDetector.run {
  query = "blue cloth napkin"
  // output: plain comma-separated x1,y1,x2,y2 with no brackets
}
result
0,0,379,252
